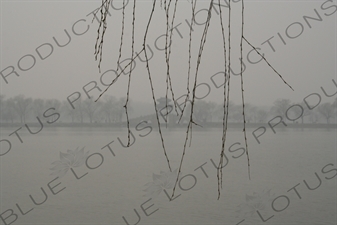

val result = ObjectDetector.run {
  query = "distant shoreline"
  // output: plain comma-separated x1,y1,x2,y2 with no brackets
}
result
1,122,336,129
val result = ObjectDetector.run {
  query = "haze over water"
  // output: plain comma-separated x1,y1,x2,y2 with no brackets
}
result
0,126,336,224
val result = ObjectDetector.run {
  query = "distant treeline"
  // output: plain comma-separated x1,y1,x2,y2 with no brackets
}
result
0,94,336,125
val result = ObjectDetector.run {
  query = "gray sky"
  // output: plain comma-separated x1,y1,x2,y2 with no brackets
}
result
0,0,336,107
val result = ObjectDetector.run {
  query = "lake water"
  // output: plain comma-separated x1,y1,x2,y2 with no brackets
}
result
0,126,336,225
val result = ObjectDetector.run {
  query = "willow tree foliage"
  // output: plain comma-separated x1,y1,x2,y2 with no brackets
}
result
93,0,293,199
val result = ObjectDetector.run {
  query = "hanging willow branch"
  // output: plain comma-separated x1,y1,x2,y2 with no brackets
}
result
116,0,126,72
171,0,214,199
165,0,180,117
93,0,294,199
217,0,230,199
242,36,294,91
94,0,111,73
240,0,251,181
123,0,137,147
178,0,197,123
143,0,172,172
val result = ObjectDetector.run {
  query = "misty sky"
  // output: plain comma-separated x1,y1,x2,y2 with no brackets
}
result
0,0,336,108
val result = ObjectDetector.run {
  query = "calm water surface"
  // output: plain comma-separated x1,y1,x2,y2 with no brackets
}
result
0,126,336,225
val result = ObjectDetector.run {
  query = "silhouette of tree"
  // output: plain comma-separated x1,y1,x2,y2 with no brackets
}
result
214,101,235,122
287,102,311,124
1,97,17,123
69,97,85,123
271,99,291,120
9,95,32,123
99,95,118,123
333,98,337,112
0,95,5,122
83,99,101,123
194,100,216,123
45,99,61,123
255,109,269,123
61,100,77,123
317,102,334,124
32,99,45,119
243,103,258,123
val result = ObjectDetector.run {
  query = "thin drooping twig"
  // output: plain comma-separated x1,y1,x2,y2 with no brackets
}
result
91,0,110,22
116,0,126,72
95,50,144,102
94,0,111,73
218,0,233,199
217,0,229,199
242,36,294,91
124,0,137,147
178,0,197,123
163,0,179,124
240,0,251,180
171,0,214,199
166,0,180,116
164,0,171,126
143,0,172,172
